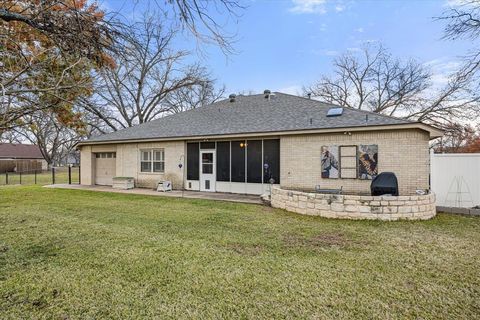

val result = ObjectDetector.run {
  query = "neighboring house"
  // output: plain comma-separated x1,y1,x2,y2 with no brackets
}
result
77,92,442,195
0,143,48,173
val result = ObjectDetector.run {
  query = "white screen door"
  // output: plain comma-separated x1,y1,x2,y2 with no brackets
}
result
200,150,216,192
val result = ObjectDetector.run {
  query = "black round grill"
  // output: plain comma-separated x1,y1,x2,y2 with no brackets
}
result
370,172,399,196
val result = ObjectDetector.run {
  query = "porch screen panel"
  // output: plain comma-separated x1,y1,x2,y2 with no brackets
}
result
216,141,230,181
231,140,246,182
200,142,215,149
187,143,199,180
263,139,280,184
247,140,262,183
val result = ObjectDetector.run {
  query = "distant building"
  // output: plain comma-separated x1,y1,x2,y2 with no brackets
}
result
0,143,48,173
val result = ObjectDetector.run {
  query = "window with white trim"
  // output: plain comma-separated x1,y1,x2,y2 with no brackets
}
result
140,149,165,173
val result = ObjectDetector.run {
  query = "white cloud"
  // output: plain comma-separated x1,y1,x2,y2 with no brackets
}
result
425,59,461,72
307,49,340,56
289,0,352,15
335,4,346,12
289,0,327,14
355,27,364,33
346,47,361,52
443,0,472,7
424,58,462,89
323,50,339,56
363,39,380,44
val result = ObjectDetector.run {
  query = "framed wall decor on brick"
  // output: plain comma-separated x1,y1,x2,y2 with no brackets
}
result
339,145,358,179
358,144,378,180
321,145,339,179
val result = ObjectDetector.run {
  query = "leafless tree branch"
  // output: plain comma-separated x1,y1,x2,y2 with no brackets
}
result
85,14,224,132
304,43,480,129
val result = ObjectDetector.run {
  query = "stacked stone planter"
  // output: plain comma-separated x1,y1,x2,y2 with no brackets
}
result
112,177,135,190
271,187,436,221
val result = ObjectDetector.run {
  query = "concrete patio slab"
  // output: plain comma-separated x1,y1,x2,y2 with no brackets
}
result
44,184,263,205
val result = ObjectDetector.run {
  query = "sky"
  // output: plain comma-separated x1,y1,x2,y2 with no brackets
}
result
101,0,474,96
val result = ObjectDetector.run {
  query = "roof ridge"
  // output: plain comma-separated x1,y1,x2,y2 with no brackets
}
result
82,91,420,144
275,92,414,124
85,94,248,140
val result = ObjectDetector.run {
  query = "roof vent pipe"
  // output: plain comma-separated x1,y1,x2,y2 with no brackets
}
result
264,89,271,99
229,94,236,102
307,93,312,99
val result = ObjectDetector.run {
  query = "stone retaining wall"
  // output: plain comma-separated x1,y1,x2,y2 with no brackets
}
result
271,187,436,221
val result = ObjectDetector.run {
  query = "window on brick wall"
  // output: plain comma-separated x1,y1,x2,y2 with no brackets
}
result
339,145,357,179
140,149,165,173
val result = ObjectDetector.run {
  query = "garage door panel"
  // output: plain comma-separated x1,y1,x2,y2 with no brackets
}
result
95,153,116,186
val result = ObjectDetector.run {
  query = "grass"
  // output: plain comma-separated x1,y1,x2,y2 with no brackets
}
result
0,186,479,319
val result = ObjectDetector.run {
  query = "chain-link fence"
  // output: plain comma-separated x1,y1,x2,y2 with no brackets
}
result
0,166,80,186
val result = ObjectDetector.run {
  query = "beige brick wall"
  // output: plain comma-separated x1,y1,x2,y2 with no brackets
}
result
80,128,430,194
116,141,185,189
79,145,94,185
280,129,430,195
80,141,185,189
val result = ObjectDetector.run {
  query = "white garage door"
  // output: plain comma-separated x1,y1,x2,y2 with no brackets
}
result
95,152,116,186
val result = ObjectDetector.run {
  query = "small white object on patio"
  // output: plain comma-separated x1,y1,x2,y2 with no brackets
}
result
157,181,172,192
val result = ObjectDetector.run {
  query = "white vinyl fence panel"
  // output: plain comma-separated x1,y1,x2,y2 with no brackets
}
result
430,152,480,208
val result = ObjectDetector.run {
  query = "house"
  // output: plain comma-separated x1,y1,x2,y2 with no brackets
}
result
0,143,48,173
77,91,442,195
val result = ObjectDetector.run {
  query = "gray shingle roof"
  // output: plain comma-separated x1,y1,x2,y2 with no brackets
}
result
83,92,411,144
0,143,44,159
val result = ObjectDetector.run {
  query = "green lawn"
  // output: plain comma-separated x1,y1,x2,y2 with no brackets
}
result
0,186,479,319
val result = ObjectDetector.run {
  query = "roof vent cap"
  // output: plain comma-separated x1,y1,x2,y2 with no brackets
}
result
264,89,271,99
229,94,236,102
326,107,344,117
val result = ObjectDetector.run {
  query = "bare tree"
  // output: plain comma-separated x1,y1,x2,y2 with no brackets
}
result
0,129,22,143
304,44,480,127
438,1,480,97
13,111,86,166
1,0,244,57
440,1,480,41
83,15,222,132
165,82,226,114
1,0,242,133
431,122,480,153
166,0,244,54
